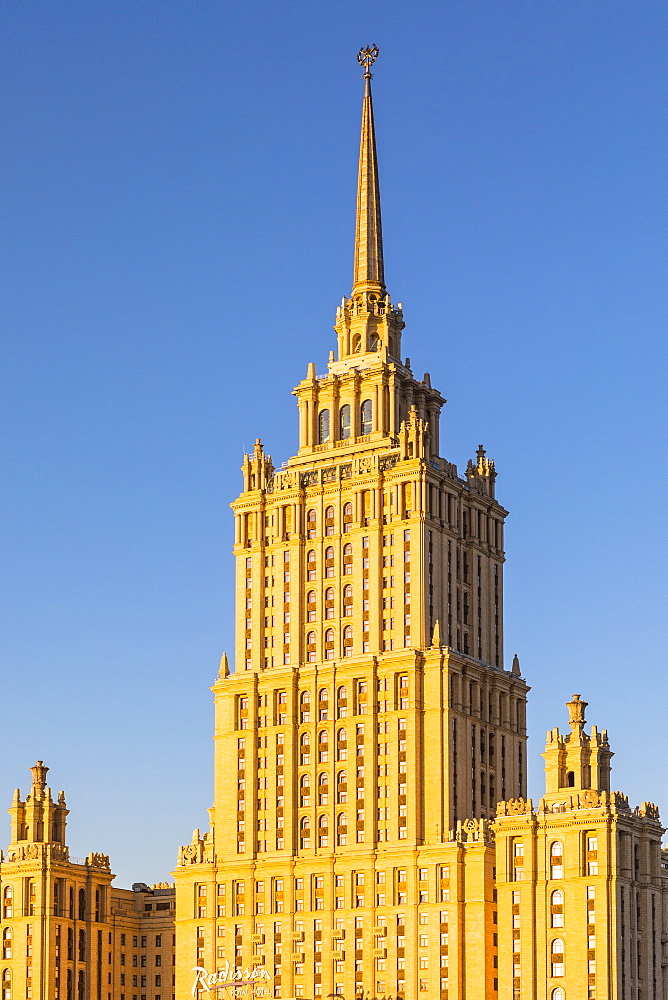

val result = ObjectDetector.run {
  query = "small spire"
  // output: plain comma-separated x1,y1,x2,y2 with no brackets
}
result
353,46,384,294
30,761,48,794
511,653,521,676
566,693,588,731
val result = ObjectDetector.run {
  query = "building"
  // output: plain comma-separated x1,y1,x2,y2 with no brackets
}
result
172,47,668,1000
0,762,175,1000
3,48,666,1000
495,696,666,1000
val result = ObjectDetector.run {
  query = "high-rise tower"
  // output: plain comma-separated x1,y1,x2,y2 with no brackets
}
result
174,48,530,1000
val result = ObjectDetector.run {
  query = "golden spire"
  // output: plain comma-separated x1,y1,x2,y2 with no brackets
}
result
353,45,385,294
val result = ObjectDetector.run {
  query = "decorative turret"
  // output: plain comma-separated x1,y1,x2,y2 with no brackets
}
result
466,445,497,498
241,438,273,493
8,761,69,847
542,695,613,797
334,46,405,363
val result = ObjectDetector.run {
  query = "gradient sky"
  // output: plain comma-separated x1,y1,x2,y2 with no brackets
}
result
2,1,667,888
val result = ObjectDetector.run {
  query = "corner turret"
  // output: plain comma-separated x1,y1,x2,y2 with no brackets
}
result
542,695,613,799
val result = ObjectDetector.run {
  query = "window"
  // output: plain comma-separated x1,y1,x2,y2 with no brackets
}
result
342,625,353,657
551,938,564,977
324,587,334,619
318,815,329,848
324,629,334,660
337,770,347,803
318,730,329,762
306,550,317,581
300,690,310,723
586,834,598,876
300,817,310,849
319,409,330,444
343,584,353,616
325,546,335,578
340,405,351,440
337,813,348,846
551,990,565,1000
550,841,563,880
325,505,335,536
300,774,310,808
319,688,329,721
337,729,347,761
307,591,317,622
300,733,310,765
360,399,373,435
551,889,564,928
2,888,12,920
1,931,11,961
512,840,525,881
306,509,317,540
2,969,11,1000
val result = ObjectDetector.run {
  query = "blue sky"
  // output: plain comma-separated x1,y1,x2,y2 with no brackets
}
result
2,1,667,887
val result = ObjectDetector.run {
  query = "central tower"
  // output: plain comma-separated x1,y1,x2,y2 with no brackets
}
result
175,49,529,1000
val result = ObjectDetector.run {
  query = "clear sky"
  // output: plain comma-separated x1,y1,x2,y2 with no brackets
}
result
2,1,667,888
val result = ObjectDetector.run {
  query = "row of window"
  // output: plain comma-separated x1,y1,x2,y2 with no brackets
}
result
511,836,598,880
317,402,373,445
236,679,409,728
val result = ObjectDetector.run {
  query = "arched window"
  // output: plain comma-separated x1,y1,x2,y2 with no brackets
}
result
306,549,316,581
340,404,351,440
307,590,317,622
337,685,348,718
318,772,328,805
319,688,329,721
343,543,352,555
300,690,310,723
343,584,353,616
300,733,310,765
2,930,11,961
337,769,347,802
324,586,334,619
324,628,335,660
551,989,565,1000
318,730,329,763
306,508,317,539
2,888,12,920
551,939,564,978
318,815,329,847
337,812,348,846
300,816,310,848
360,399,373,435
325,505,335,536
343,542,353,575
2,968,11,1000
324,546,335,578
300,774,310,807
550,841,564,880
337,728,348,761
343,625,353,657
306,631,316,663
353,333,362,353
78,889,86,921
318,409,330,444
342,502,353,532
551,889,564,928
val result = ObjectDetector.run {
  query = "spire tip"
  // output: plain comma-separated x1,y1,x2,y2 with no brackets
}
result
357,44,379,78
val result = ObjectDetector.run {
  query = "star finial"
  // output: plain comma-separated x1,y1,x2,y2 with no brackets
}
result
357,45,379,78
